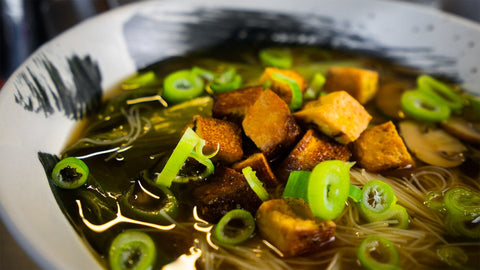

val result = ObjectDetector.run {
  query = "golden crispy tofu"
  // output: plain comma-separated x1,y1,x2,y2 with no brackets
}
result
193,167,263,223
212,86,264,123
242,89,301,158
192,115,243,164
323,67,378,104
277,129,351,181
232,153,279,188
294,91,372,144
353,121,415,172
256,198,336,257
258,67,308,104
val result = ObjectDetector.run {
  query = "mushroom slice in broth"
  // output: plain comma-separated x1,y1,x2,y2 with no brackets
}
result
441,117,480,144
399,120,467,167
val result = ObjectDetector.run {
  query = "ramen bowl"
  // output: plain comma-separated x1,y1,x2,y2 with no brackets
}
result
0,0,479,269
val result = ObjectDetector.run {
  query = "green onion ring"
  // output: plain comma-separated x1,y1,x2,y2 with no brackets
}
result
272,72,303,111
357,235,400,270
109,230,156,270
307,160,353,220
259,48,293,69
282,170,311,201
209,68,242,93
163,69,204,104
242,166,269,201
121,71,157,90
51,157,89,189
417,75,464,112
401,89,451,122
213,209,255,245
359,180,398,222
348,184,362,203
155,128,216,187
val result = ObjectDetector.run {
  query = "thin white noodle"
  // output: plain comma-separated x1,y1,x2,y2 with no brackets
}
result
77,107,136,146
73,106,152,161
411,170,448,192
414,217,448,244
325,252,341,270
105,106,146,161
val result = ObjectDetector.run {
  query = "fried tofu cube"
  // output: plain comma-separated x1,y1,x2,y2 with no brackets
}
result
193,115,243,164
256,198,336,257
277,129,351,181
242,89,301,158
232,153,279,188
258,67,308,104
294,91,372,144
193,167,263,223
212,86,264,123
353,121,415,172
323,67,378,104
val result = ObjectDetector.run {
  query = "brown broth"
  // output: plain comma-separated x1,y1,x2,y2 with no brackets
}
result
51,45,480,269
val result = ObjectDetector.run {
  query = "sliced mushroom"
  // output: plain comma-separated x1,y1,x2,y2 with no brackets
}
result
398,120,467,167
441,117,480,144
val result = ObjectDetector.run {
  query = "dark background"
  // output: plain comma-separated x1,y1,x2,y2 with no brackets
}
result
1,0,479,80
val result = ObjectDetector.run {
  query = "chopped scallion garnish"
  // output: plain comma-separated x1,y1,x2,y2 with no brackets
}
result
242,166,269,201
155,128,217,187
272,72,303,111
213,209,255,245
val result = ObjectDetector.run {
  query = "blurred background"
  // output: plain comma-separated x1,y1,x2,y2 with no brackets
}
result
1,0,479,83
0,0,478,269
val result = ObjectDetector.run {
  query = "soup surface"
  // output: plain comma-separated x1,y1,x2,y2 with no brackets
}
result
47,44,480,269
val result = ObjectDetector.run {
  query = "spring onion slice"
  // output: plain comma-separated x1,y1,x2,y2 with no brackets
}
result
359,180,398,222
443,187,480,239
357,235,400,270
401,89,451,122
184,150,215,181
213,209,255,245
417,75,464,111
259,48,293,69
262,80,272,90
119,177,179,225
348,184,362,203
444,213,480,239
304,73,326,100
272,72,303,111
444,187,480,219
109,230,156,270
121,71,156,90
155,128,216,187
424,191,446,214
51,157,89,189
209,68,242,93
282,162,353,220
308,160,353,220
242,166,269,201
376,204,409,229
282,170,311,201
310,73,326,90
179,140,218,181
163,70,204,104
191,66,215,81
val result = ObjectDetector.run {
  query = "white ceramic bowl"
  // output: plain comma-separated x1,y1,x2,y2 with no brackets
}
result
1,0,479,269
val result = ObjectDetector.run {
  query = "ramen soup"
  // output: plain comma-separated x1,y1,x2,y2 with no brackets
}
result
47,45,480,270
